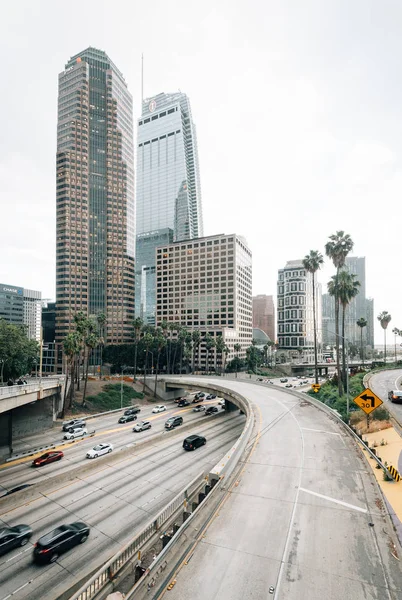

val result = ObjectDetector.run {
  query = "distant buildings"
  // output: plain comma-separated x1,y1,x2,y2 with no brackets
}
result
135,92,203,325
252,295,275,342
277,260,322,364
155,233,252,369
55,47,135,368
42,302,56,373
0,283,41,341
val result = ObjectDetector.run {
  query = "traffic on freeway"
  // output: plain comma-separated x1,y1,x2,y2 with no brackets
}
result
0,399,245,600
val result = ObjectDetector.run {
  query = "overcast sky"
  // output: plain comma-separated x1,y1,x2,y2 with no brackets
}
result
0,0,400,344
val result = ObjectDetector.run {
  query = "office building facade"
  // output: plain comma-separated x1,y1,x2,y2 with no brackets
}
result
0,283,41,341
252,295,275,342
55,47,135,361
135,92,203,324
155,234,252,370
277,260,322,364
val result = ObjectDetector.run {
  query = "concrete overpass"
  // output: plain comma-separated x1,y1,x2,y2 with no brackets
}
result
0,378,64,460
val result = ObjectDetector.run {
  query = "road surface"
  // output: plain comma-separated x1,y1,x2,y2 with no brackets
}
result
370,369,402,426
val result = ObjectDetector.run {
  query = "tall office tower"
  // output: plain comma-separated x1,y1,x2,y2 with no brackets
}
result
135,92,203,324
365,298,374,348
252,295,275,342
0,283,41,341
321,293,336,347
55,47,135,365
344,256,371,346
23,289,42,341
155,234,252,369
277,260,322,364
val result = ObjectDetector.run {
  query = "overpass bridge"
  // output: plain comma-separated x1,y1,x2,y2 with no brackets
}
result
0,378,64,460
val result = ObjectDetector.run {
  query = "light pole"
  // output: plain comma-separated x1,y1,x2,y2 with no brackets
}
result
120,365,130,409
319,328,351,416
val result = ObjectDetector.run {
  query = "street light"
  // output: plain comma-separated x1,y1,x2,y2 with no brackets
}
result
120,365,130,409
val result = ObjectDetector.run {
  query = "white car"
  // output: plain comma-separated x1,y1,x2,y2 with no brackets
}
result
86,443,113,459
218,398,225,405
64,427,88,440
152,405,167,413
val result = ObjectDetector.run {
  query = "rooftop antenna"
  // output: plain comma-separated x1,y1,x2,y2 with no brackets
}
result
141,53,144,108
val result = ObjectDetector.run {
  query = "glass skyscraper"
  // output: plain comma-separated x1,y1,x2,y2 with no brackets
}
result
55,48,135,361
135,92,203,324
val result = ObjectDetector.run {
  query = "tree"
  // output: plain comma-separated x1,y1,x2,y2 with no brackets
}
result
325,231,354,395
205,334,216,374
356,318,367,367
234,343,241,378
0,320,38,382
142,332,154,393
215,336,226,374
223,346,229,375
302,250,324,385
378,312,392,364
160,320,170,373
392,327,400,364
63,331,81,413
177,327,188,374
96,313,107,379
335,271,360,387
132,317,143,382
82,330,99,406
154,331,167,398
192,330,201,373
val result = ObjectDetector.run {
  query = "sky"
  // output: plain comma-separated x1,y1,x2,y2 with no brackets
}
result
0,0,401,344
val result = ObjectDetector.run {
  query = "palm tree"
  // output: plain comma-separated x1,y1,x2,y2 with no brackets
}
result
215,336,226,374
223,346,229,376
234,343,241,378
177,327,187,374
192,330,201,373
328,271,360,388
96,313,106,379
132,317,143,382
392,328,400,364
205,334,215,374
142,332,154,393
83,330,99,407
378,312,392,364
302,250,324,385
154,331,167,398
325,231,354,395
356,317,367,367
63,331,81,413
160,320,170,373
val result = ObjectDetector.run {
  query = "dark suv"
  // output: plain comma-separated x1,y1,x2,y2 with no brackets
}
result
33,522,90,564
178,399,190,407
165,416,183,430
124,406,141,416
205,406,219,416
183,435,206,451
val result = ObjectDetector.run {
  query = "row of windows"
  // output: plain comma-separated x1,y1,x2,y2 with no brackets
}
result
278,269,306,280
278,296,306,307
138,130,181,147
278,282,306,293
138,107,177,126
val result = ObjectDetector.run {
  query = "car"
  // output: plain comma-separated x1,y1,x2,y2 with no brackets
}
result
268,380,274,384
183,435,206,451
2,484,32,497
152,405,167,413
0,525,33,555
194,392,206,400
388,391,402,403
86,443,113,459
165,416,183,430
124,406,141,416
206,394,216,400
193,405,206,412
63,427,88,440
280,378,288,383
33,522,90,564
192,396,204,404
302,380,309,384
118,414,137,423
32,451,64,467
133,421,152,432
178,399,190,407
62,419,86,432
205,406,219,415
285,383,293,388
218,398,225,405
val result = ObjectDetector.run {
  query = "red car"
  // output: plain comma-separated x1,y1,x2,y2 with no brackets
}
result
32,451,64,467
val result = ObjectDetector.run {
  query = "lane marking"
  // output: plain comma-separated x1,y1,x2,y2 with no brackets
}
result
3,546,32,563
302,428,342,436
299,487,368,513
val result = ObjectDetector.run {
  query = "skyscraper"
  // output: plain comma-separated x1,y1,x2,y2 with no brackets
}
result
55,48,135,363
135,92,203,324
252,295,275,342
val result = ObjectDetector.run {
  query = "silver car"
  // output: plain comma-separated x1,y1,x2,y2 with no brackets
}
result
86,443,113,459
64,427,88,440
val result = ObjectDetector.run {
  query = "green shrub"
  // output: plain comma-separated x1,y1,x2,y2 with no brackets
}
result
85,383,144,412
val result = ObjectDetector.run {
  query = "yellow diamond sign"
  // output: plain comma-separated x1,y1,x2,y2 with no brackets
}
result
311,383,320,393
353,388,383,415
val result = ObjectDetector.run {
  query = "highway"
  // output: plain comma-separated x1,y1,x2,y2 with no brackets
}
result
0,403,245,600
161,378,402,600
370,369,402,425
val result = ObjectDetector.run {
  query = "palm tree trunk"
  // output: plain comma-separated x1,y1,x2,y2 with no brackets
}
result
83,349,91,407
312,272,318,385
334,270,343,396
384,330,387,364
192,347,195,374
142,351,148,393
134,341,138,383
342,304,347,390
68,359,75,408
173,342,178,375
154,353,160,398
179,344,183,375
360,328,364,367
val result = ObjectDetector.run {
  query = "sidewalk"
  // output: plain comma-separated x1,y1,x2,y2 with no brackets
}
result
363,425,402,544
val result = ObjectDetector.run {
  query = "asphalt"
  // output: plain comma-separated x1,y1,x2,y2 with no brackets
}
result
0,404,244,600
369,369,402,427
161,378,402,600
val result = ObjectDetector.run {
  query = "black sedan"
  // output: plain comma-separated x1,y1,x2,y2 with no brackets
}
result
124,407,141,416
2,484,32,496
178,399,190,407
206,394,216,400
118,414,137,423
0,525,33,555
205,406,219,415
33,522,90,564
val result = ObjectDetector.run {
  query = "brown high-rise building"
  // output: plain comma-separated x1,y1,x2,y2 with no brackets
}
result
252,295,275,342
55,48,135,365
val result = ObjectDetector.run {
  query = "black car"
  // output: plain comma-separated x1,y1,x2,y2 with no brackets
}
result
178,399,190,407
33,522,90,564
0,525,33,555
118,414,137,423
279,378,288,383
205,406,219,416
124,406,141,416
2,484,32,496
183,435,206,451
206,394,216,400
62,419,86,432
165,416,183,430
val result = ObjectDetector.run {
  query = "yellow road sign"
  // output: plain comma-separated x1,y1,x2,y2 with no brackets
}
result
311,383,320,393
353,388,383,414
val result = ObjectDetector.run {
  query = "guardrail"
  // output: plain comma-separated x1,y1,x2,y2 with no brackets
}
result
67,381,255,600
0,379,62,399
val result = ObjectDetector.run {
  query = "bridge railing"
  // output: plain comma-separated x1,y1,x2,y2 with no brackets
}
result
0,379,63,399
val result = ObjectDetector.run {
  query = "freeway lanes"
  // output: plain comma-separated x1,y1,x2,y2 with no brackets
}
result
0,410,244,600
369,369,402,425
163,378,402,600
